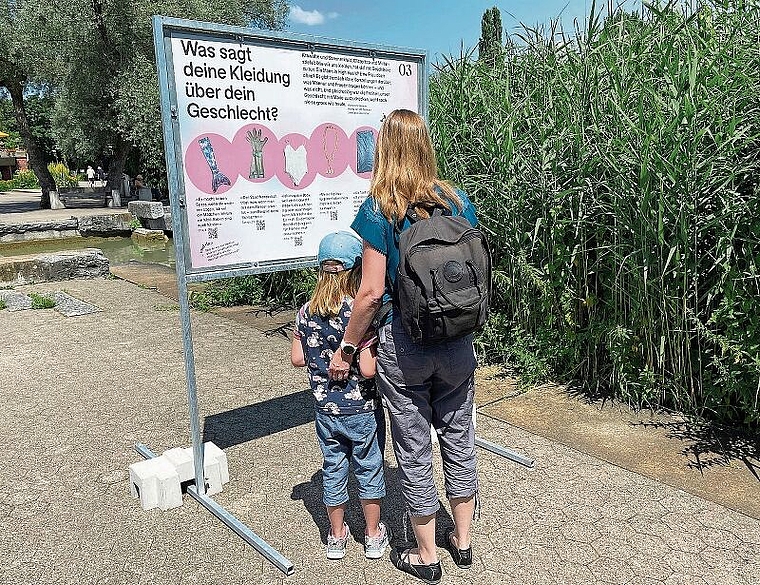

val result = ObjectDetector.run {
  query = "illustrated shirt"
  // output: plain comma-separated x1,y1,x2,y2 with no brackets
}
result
294,298,378,415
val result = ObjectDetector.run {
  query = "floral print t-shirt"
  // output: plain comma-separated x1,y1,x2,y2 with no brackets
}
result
294,298,378,415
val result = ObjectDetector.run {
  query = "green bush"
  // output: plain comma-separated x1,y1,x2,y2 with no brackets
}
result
47,162,79,188
13,169,40,189
190,269,317,312
0,299,7,311
29,293,55,309
0,179,16,192
433,1,760,428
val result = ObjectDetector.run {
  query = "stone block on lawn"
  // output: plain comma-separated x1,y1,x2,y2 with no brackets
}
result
52,291,101,317
0,249,110,285
128,201,165,220
131,228,168,244
0,289,33,311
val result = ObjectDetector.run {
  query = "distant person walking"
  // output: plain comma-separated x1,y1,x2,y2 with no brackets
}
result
86,165,96,188
96,166,105,185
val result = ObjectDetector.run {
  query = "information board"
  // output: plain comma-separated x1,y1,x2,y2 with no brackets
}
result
155,18,427,278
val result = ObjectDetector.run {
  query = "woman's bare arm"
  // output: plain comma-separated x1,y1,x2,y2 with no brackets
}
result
329,242,386,379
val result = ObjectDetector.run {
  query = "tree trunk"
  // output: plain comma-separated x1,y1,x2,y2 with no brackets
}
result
106,134,130,194
4,78,56,209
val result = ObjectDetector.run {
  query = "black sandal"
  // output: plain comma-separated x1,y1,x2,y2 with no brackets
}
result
390,547,442,584
444,527,473,569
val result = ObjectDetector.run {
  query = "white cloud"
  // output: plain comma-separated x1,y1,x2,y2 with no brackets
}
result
290,5,338,26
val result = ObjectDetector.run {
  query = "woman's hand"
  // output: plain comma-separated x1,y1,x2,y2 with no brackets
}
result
328,350,351,381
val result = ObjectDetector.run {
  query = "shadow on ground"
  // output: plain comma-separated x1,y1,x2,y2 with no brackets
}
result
563,383,760,478
291,468,456,550
209,387,461,549
631,418,760,479
202,389,313,449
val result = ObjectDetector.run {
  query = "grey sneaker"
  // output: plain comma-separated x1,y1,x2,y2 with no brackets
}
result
326,523,350,560
364,521,391,559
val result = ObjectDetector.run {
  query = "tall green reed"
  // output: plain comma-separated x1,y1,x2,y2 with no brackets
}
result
432,1,760,427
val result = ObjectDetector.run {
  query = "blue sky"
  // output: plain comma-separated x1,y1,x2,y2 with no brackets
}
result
284,1,619,61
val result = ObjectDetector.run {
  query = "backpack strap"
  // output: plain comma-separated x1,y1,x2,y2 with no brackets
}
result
393,205,418,237
371,299,393,329
405,202,450,223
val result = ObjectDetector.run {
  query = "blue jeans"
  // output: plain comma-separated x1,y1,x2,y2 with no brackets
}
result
315,409,386,507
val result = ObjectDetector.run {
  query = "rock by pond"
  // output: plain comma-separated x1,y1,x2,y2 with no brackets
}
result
0,249,110,285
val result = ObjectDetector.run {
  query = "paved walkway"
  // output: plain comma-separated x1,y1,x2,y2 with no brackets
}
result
0,189,123,225
1,277,758,584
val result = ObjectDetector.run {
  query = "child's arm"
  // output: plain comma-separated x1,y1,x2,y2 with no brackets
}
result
291,334,305,367
357,330,378,377
358,343,377,377
291,307,306,367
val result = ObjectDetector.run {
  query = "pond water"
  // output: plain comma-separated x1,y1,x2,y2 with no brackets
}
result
0,236,176,268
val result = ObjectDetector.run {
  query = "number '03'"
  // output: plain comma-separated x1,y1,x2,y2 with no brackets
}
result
398,64,412,76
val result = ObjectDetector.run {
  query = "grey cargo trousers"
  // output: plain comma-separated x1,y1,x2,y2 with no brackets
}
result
376,318,479,517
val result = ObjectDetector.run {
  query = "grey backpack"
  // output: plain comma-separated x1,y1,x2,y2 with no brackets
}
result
395,204,491,344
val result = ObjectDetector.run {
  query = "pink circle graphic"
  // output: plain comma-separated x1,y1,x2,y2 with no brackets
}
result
185,134,237,195
348,126,378,178
275,133,315,190
308,123,351,179
231,125,280,183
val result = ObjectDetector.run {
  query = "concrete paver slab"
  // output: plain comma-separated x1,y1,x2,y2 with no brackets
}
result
0,289,32,311
52,291,101,317
0,278,758,585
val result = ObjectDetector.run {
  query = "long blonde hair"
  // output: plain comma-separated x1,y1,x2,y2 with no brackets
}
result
370,109,461,221
309,265,362,317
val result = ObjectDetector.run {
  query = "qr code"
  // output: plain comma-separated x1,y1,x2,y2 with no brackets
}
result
255,220,265,231
208,227,218,239
330,211,338,221
294,236,303,246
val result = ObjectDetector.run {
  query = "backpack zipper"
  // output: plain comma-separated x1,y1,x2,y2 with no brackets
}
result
406,230,483,257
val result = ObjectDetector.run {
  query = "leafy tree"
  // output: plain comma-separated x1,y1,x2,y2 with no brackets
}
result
2,0,288,205
478,6,504,67
0,96,22,149
0,4,57,207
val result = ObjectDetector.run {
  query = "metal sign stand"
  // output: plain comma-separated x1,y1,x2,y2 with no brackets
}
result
146,16,427,575
475,436,535,467
134,443,294,575
131,162,296,574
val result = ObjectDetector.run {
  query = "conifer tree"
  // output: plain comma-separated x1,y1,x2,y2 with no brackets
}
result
478,6,504,67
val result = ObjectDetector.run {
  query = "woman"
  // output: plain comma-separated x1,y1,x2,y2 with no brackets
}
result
328,109,478,584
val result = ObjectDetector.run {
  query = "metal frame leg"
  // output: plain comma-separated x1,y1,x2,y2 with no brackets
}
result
134,443,295,575
475,436,535,468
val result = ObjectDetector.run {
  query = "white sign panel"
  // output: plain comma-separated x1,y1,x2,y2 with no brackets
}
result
164,28,423,271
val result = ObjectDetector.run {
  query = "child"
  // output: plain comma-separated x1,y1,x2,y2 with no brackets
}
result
291,230,390,560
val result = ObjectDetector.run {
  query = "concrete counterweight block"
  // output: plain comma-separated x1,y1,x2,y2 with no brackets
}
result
162,447,193,483
201,442,230,495
162,442,229,496
128,456,183,511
